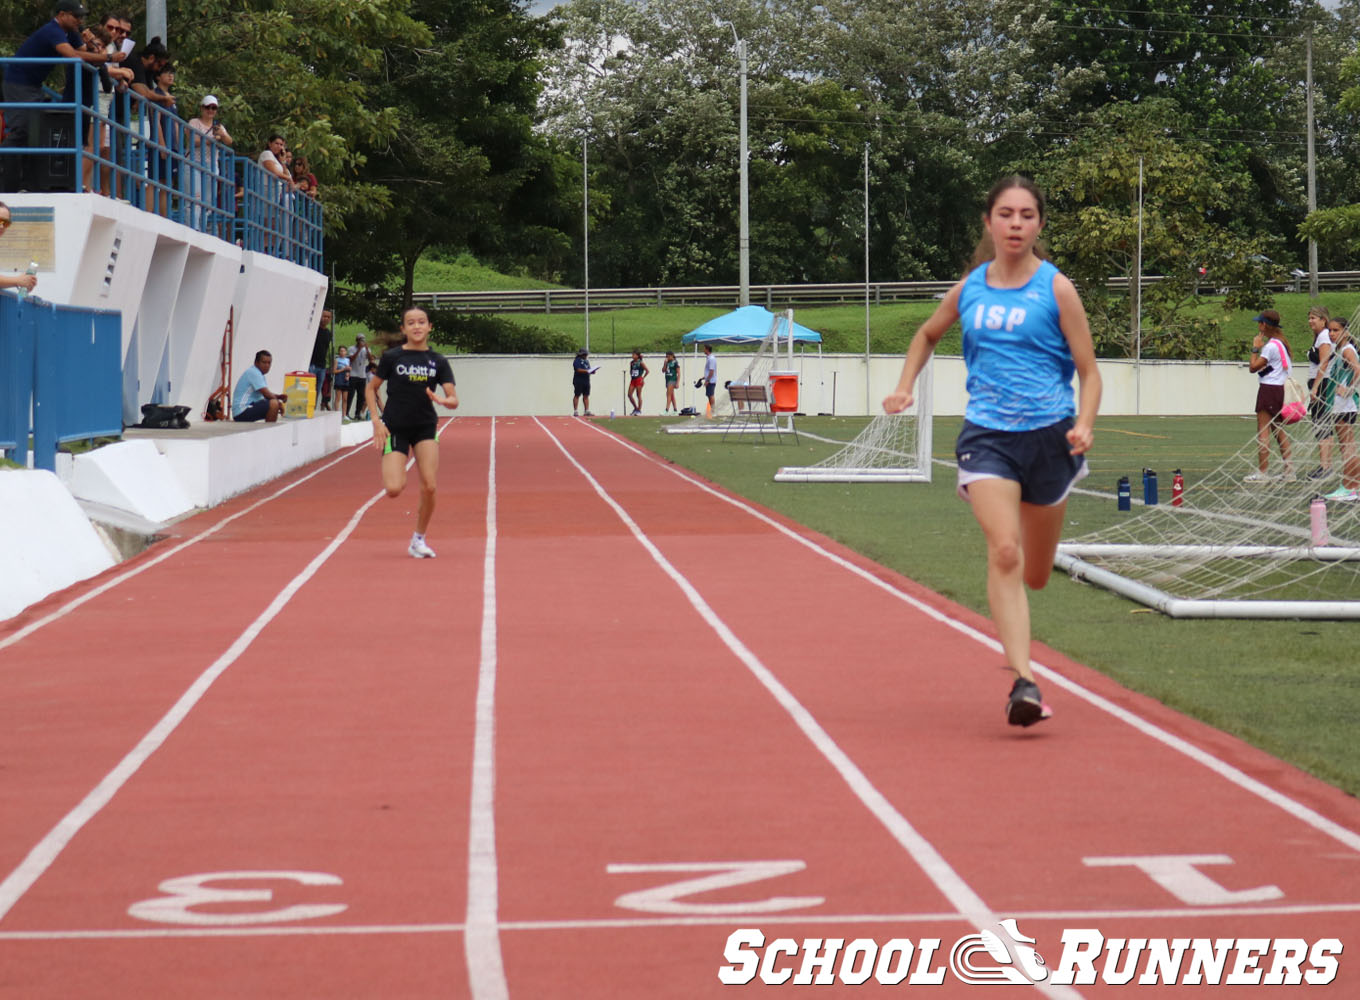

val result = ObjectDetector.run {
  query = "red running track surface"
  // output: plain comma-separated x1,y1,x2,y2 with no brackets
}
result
0,416,1357,998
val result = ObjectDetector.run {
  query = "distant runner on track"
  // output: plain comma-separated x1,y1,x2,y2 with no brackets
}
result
366,306,459,559
883,175,1102,727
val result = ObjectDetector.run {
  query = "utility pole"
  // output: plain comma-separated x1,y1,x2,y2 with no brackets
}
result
1307,30,1318,297
147,0,166,44
864,143,870,410
736,36,749,307
583,129,590,351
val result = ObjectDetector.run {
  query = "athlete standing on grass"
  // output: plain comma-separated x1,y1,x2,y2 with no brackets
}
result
883,176,1101,727
366,306,458,559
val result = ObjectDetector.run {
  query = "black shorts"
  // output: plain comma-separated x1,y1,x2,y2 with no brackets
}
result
955,417,1088,507
573,374,591,395
384,421,437,455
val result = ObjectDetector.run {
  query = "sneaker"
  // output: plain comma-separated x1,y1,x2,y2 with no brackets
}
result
583,410,594,416
1324,486,1358,502
1307,466,1329,480
1243,471,1271,483
1006,677,1052,727
408,536,437,559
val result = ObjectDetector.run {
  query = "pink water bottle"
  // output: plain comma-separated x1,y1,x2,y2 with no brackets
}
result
1311,497,1329,547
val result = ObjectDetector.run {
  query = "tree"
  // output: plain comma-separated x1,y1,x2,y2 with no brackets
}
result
1036,100,1280,360
329,0,561,308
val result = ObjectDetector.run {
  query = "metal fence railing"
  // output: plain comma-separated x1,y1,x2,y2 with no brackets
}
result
0,291,122,472
413,272,1360,315
0,57,322,271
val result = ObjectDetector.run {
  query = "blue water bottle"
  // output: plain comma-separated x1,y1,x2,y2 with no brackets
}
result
1144,468,1159,506
1117,475,1131,511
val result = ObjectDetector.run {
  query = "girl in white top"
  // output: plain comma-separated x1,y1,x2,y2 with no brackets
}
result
1246,311,1293,482
1322,318,1360,500
1305,306,1335,479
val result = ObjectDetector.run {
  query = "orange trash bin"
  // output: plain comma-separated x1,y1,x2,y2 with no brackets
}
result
768,371,799,413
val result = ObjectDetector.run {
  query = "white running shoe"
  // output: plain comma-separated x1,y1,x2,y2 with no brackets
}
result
1243,471,1271,483
408,535,437,558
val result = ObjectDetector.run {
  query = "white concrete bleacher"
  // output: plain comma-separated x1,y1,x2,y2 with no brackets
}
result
4,411,371,623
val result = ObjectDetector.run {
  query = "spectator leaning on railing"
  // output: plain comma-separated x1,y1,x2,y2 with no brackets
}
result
1,0,125,154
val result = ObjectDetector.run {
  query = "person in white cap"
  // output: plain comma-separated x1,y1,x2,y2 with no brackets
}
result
187,94,232,229
188,94,232,146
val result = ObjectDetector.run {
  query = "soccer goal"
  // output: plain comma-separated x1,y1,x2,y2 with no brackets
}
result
1055,422,1360,619
774,359,933,483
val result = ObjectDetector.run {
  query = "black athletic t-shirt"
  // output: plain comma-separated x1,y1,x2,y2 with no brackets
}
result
376,347,455,427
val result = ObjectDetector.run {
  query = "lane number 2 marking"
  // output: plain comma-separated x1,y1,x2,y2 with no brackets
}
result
607,860,824,915
128,871,347,926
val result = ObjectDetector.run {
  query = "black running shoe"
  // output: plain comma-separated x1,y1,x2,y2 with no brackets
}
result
1307,466,1329,480
1006,677,1051,727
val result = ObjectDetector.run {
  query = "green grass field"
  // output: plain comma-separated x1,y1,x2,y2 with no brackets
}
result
601,413,1360,797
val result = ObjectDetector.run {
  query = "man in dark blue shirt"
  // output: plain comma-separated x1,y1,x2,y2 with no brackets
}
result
2,1,124,150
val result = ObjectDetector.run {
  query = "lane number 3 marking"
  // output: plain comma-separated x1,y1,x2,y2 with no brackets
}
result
607,860,824,915
128,871,347,926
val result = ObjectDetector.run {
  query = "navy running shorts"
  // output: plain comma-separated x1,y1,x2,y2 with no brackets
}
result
955,417,1089,507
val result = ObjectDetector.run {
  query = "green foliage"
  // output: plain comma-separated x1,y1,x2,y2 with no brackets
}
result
1036,99,1282,360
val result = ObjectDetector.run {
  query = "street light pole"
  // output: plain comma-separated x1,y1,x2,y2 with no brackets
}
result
737,37,749,307
583,128,590,351
147,0,166,44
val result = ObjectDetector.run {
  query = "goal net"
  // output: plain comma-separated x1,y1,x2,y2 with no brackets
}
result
667,311,791,435
1056,422,1360,619
775,359,933,482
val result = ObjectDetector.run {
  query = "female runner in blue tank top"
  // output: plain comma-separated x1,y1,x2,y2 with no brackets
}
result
883,176,1102,727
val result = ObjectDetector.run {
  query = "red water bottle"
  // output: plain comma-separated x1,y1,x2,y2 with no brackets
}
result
1171,469,1184,507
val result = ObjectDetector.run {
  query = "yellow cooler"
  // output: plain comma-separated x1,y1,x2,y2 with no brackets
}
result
283,372,316,418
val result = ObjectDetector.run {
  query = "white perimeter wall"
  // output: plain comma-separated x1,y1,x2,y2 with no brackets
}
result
440,352,1259,417
4,193,327,425
0,196,1253,421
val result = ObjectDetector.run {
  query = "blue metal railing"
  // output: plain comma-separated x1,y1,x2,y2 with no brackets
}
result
0,291,121,472
0,57,322,270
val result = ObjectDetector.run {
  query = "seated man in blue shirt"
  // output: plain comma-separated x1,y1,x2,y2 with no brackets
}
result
232,349,288,422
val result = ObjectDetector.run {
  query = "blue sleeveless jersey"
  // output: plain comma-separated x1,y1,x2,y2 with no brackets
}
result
959,258,1076,431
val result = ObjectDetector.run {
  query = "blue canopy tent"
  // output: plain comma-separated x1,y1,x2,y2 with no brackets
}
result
681,305,823,345
677,306,825,418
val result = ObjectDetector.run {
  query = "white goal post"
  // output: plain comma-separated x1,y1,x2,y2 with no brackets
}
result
775,359,933,483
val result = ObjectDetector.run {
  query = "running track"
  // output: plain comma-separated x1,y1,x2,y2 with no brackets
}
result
1,417,1358,997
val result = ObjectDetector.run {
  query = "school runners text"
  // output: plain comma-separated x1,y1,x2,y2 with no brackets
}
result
718,922,1341,986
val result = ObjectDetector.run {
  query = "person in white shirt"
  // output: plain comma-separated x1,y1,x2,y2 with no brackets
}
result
1246,309,1294,482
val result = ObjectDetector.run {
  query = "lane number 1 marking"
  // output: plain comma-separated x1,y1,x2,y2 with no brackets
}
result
128,871,347,926
607,860,824,915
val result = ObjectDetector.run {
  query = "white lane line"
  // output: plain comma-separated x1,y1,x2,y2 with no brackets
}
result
0,491,389,922
0,420,461,924
6,899,1360,941
585,422,1360,856
537,419,1082,1000
0,442,370,655
465,419,509,999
